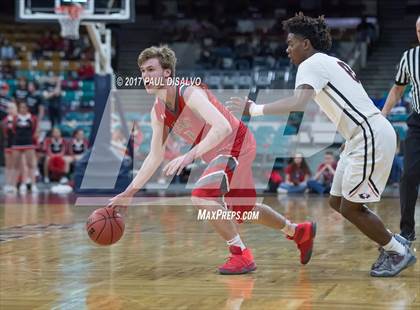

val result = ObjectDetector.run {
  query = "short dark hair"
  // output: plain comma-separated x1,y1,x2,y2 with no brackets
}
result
325,151,334,156
283,12,332,52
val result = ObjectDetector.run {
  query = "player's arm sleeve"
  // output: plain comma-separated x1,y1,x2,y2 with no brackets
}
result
295,59,329,95
395,52,409,86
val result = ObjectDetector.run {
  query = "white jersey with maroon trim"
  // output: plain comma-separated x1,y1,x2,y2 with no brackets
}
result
295,52,380,140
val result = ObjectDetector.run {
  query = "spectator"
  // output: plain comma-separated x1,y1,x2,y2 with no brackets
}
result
265,169,283,193
11,102,39,194
38,31,54,51
111,125,128,155
68,128,88,160
0,83,13,179
43,127,69,184
43,75,62,128
51,34,64,51
67,128,89,179
277,153,311,194
77,54,95,80
0,82,13,120
0,63,15,80
131,121,143,152
0,40,16,60
2,102,17,193
26,81,45,128
14,77,29,104
307,151,337,194
356,16,377,44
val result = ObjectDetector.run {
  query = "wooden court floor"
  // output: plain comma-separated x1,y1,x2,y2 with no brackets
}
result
0,194,419,309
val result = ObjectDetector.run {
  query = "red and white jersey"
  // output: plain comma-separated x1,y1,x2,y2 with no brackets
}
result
154,84,254,162
44,137,66,156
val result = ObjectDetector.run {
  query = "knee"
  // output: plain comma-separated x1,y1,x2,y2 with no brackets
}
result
13,159,21,169
191,191,212,211
26,159,35,170
340,204,363,219
307,180,315,187
328,196,341,213
339,205,351,218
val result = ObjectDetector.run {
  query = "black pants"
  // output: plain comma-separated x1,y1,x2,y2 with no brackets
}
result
400,112,420,238
48,105,62,128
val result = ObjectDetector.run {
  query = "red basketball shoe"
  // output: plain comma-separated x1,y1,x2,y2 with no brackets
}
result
218,246,257,275
287,221,317,265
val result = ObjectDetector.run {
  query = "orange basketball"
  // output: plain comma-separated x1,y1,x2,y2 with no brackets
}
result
86,207,125,245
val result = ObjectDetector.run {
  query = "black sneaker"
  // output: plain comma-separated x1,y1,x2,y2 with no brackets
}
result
370,245,416,277
371,234,411,270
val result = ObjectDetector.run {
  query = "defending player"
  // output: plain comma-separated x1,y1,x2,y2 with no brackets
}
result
228,13,416,277
108,45,316,274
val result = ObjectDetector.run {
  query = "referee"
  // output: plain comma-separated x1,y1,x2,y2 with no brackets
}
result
382,17,420,242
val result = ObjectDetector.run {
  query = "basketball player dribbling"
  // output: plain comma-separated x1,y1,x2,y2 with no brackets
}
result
108,45,316,274
228,13,416,277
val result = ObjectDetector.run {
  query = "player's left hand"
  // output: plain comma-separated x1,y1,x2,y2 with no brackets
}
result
163,152,195,176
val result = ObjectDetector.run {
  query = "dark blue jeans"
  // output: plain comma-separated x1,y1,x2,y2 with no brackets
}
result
279,182,307,193
307,179,331,194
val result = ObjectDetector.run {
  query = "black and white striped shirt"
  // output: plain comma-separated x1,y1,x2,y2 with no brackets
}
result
395,45,420,114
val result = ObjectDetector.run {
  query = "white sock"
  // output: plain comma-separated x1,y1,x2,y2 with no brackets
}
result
227,235,246,250
281,219,297,237
383,236,405,255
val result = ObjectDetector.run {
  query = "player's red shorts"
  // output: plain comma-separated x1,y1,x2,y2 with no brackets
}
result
191,138,257,223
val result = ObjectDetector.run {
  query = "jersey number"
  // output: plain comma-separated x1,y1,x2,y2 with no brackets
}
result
337,61,360,83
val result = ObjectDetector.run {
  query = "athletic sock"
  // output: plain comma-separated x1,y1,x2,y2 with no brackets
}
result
281,219,297,238
227,234,246,251
383,236,405,255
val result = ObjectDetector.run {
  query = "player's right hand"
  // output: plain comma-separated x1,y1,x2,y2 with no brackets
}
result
107,191,133,216
226,96,254,117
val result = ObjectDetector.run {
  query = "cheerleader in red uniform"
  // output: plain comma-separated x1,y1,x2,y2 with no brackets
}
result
12,102,39,194
68,128,88,161
43,127,69,183
2,102,17,193
66,128,89,180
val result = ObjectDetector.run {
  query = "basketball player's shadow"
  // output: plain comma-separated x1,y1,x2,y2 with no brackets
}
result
218,275,255,309
217,269,314,309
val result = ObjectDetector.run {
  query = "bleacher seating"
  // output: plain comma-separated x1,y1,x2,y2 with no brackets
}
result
1,24,96,141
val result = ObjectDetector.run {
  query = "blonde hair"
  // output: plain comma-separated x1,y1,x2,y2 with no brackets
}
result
137,45,177,77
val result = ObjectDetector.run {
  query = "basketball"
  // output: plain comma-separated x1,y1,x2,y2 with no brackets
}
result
86,207,125,246
2,0,420,308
